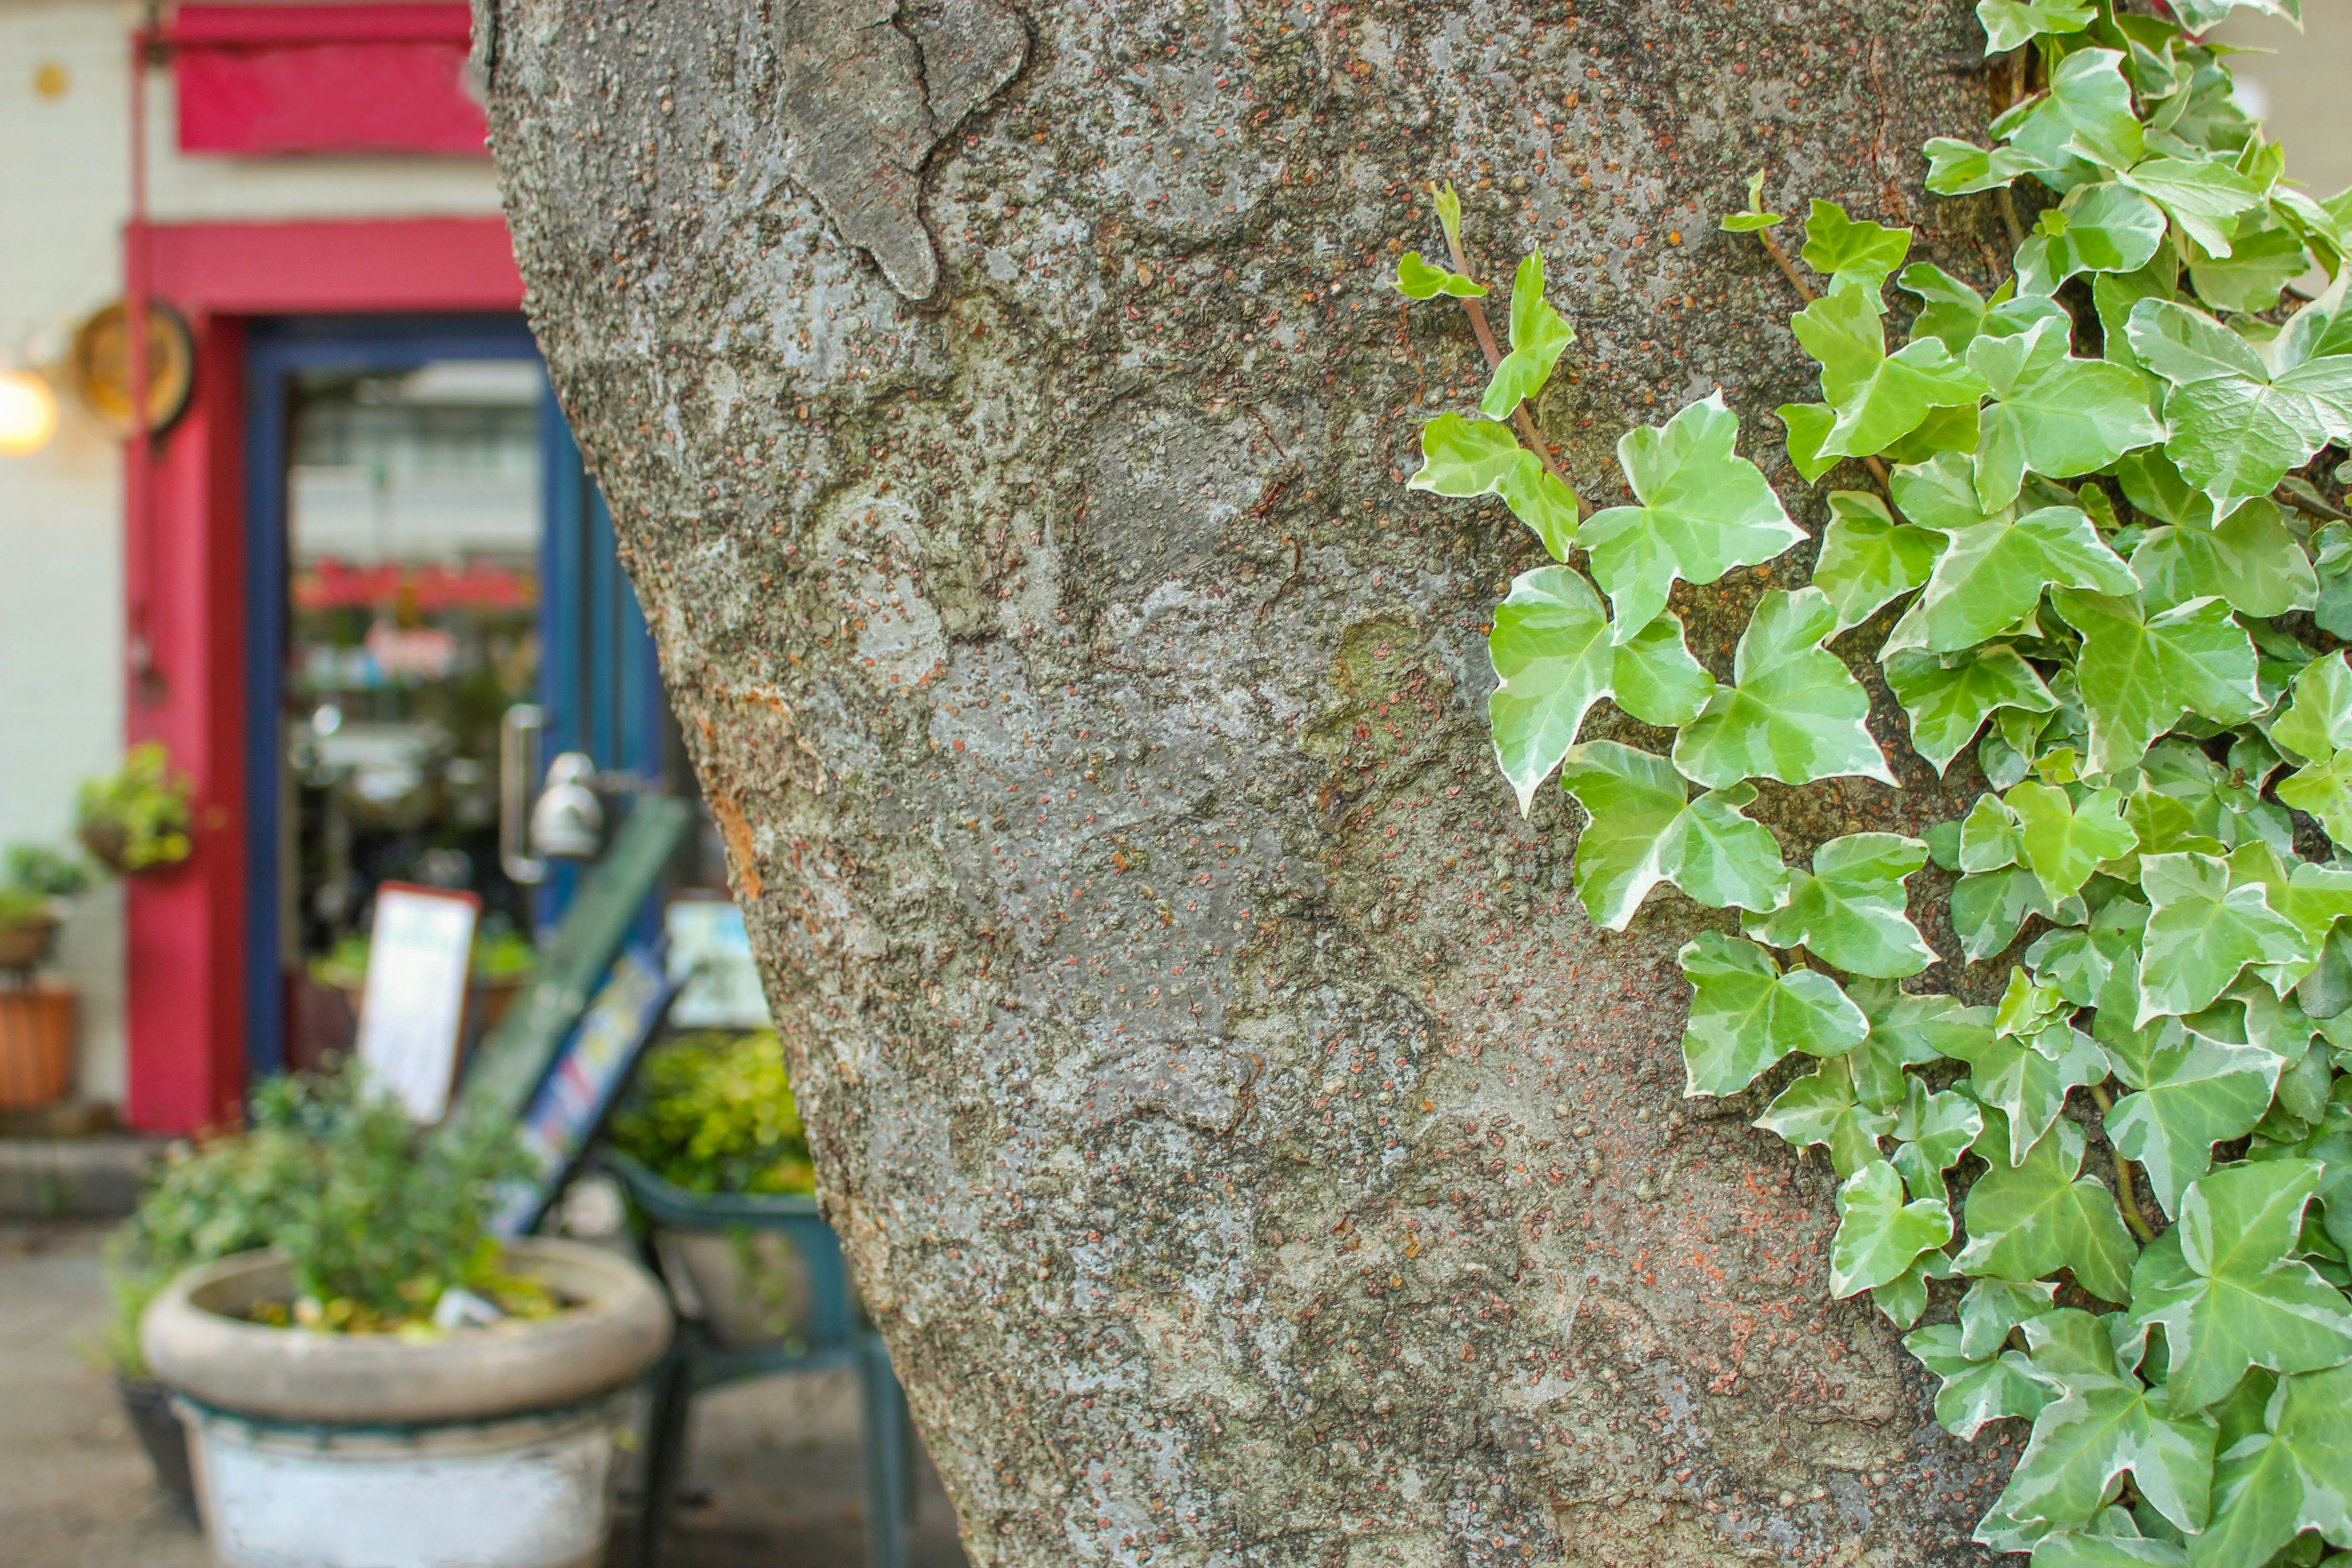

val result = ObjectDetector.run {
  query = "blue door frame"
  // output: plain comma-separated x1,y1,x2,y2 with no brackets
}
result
242,314,663,1085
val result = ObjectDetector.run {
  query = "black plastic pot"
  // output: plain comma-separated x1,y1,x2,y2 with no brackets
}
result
115,1373,197,1516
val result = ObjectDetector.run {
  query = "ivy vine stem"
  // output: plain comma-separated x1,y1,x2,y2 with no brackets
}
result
1438,224,1588,518
2084,1082,2160,1246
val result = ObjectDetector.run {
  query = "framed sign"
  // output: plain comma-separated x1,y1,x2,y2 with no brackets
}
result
355,882,478,1122
491,946,679,1238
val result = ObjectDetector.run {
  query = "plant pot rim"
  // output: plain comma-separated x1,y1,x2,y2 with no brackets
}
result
140,1237,671,1426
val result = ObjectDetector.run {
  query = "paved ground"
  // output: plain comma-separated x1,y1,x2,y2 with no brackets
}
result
0,1221,970,1567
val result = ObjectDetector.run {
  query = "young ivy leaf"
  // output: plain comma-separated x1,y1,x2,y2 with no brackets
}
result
2192,1361,2352,1568
1799,200,1913,295
2136,851,2312,1026
1431,179,1466,252
2008,782,2138,902
1953,1119,2139,1305
1394,251,1488,300
1891,1074,1988,1205
1884,500,2137,657
1830,1159,1953,1298
1870,1250,1956,1332
1812,489,1944,633
1743,832,1937,979
1578,393,1803,640
1975,0,2095,56
1480,253,1574,418
2125,296,2352,516
1792,286,1992,462
1719,168,1785,234
2127,1161,2352,1419
1485,567,1714,814
1755,1054,1898,1180
1967,315,2165,511
1947,1020,2111,1167
1994,1309,2217,1542
2049,591,2262,777
1556,741,1789,930
2129,499,2321,619
1678,931,1868,1097
1409,412,1582,559
1885,644,2057,778
2098,1015,2282,1217
1673,587,1895,790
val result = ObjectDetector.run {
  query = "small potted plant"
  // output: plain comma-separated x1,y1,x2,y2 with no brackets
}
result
0,843,98,1112
76,741,194,875
137,1071,673,1568
602,1029,824,1348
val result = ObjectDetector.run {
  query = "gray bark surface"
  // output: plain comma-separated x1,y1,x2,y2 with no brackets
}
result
480,4,2013,1561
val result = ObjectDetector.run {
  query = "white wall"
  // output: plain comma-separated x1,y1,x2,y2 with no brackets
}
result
0,0,504,1108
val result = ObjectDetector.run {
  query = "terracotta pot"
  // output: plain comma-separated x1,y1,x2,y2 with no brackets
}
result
0,982,74,1110
0,908,59,971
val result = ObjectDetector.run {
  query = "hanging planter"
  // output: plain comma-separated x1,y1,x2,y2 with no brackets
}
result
75,742,194,875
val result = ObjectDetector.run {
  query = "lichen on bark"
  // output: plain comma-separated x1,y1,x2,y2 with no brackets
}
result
481,1,2017,1561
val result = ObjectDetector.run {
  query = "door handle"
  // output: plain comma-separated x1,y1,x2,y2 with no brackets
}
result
499,703,547,885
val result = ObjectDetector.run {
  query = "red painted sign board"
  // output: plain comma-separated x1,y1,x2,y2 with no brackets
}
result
168,4,486,157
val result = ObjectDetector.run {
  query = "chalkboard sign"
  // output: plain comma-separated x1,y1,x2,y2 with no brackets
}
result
491,946,679,1238
355,883,479,1122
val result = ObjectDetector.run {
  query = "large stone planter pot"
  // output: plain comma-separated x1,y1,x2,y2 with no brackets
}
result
141,1239,673,1568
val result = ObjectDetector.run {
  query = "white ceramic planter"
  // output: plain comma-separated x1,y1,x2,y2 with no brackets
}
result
142,1239,672,1568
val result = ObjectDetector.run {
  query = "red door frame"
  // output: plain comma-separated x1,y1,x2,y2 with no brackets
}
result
124,216,522,1133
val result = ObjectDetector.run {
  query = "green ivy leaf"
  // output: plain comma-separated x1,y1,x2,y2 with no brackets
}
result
1678,932,1868,1097
2120,157,2272,260
1957,1119,2139,1301
1948,1022,2111,1167
1408,411,1582,560
2129,500,2320,619
1794,287,1993,461
2011,782,2139,902
1977,0,2095,54
2016,183,2169,297
1556,741,1789,930
1578,393,1803,638
1886,644,2058,777
1886,503,2137,657
2100,1015,2283,1215
1901,262,1993,353
1830,1158,1953,1297
1394,251,1487,300
1969,316,2166,510
2137,851,2312,1025
1813,489,1945,633
1800,200,1913,295
1924,137,2059,197
1485,568,1717,814
2192,1362,2352,1568
1776,401,1840,483
1893,1074,1988,1204
1908,1321,2056,1440
2188,211,2312,316
1480,253,1574,418
1673,587,1894,790
1744,832,1936,979
2272,654,2352,764
2126,297,2352,515
2050,592,2263,777
2019,48,2146,175
2128,1161,2352,1418
1720,168,1785,233
1996,1309,2215,1539
1756,1054,1898,1179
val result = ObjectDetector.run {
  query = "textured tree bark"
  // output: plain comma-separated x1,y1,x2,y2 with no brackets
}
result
481,3,2014,1562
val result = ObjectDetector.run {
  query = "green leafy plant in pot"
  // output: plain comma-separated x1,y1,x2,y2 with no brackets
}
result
0,843,99,1113
75,742,193,875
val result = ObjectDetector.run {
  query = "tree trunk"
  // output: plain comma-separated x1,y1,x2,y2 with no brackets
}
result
481,3,2009,1561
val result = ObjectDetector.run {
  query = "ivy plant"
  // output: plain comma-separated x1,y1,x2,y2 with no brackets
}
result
1396,4,2352,1561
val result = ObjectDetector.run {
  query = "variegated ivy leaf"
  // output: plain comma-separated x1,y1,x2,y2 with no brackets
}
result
1755,1054,1896,1180
1891,1074,1986,1205
2272,653,2352,846
1954,1120,2138,1305
1394,251,1487,300
1961,1276,2063,1360
1678,932,1868,1097
1673,587,1895,790
1923,137,2058,197
1899,262,1991,354
1994,48,2143,182
2128,499,2320,619
1907,1322,2054,1442
1578,393,1803,640
2128,1161,2352,1419
1556,741,1788,930
1951,865,2084,964
2013,182,2168,298
2192,1361,2352,1568
1975,0,2094,55
1830,1158,1953,1298
1961,791,2026,875
1409,412,1583,560
2137,850,2312,1026
1812,489,1943,633
2119,157,2272,261
1948,1020,2109,1167
1967,315,2165,511
2187,210,2312,316
2125,295,2352,516
1885,499,2136,656
2009,782,2138,903
1885,644,2057,777
1744,832,1936,979
1484,567,1714,814
2097,1013,2282,1216
1799,200,1912,295
1480,252,1574,418
1792,285,1992,462
2050,591,2262,777
2027,900,2148,1009
1997,965,2072,1038
2165,0,2301,32
1871,1250,1954,1331
1994,1310,2215,1540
